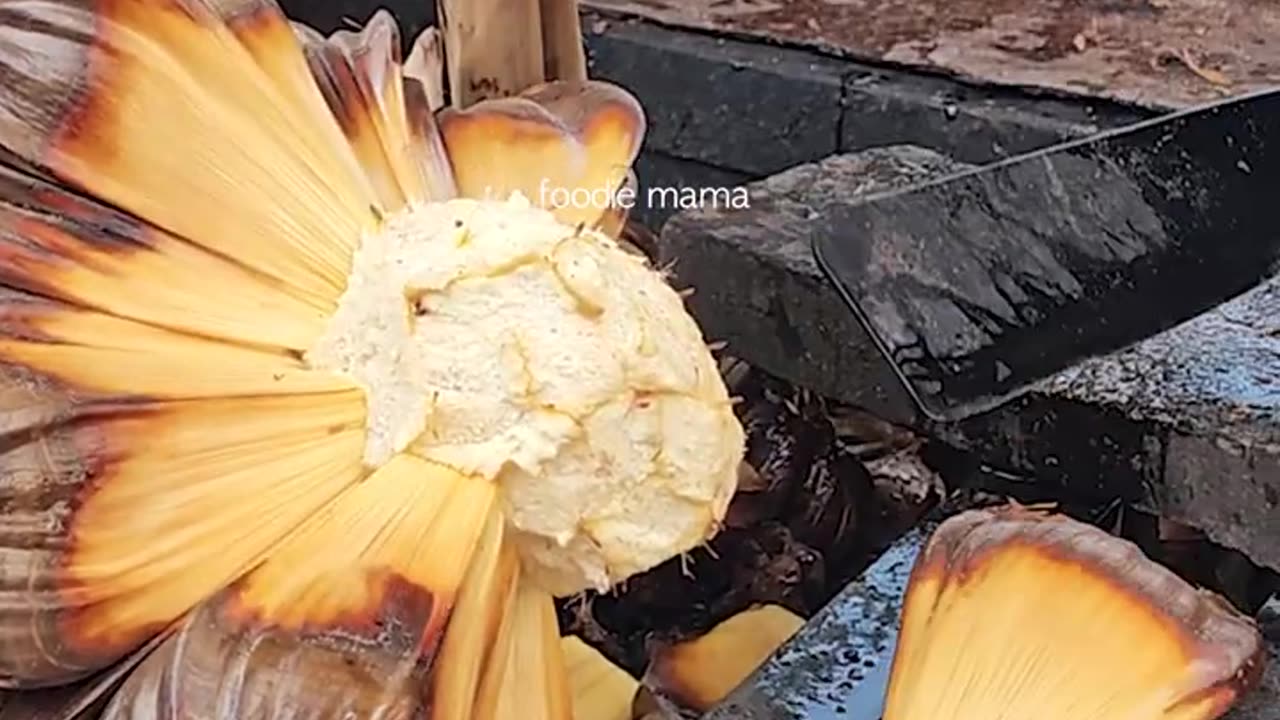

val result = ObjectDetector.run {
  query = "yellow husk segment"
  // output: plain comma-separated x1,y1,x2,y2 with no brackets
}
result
882,508,1264,720
66,391,368,645
0,309,346,398
472,572,573,720
49,4,375,309
429,508,521,720
885,546,1204,719
230,455,495,629
646,604,805,712
563,636,639,720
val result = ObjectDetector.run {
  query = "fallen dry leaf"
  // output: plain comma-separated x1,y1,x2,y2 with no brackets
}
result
1153,46,1232,86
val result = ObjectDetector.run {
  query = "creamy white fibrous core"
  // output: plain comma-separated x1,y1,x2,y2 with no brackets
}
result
306,193,744,595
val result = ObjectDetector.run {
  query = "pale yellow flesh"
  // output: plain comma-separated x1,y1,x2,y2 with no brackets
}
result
306,194,742,596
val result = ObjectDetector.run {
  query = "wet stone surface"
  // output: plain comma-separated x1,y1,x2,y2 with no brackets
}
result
1058,281,1280,502
940,280,1280,573
660,144,1280,574
813,91,1280,422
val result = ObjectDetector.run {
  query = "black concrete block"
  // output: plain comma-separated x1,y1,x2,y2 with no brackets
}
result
585,19,846,175
630,151,751,230
840,71,1152,165
658,145,972,422
585,15,1154,177
661,144,1280,573
940,280,1280,573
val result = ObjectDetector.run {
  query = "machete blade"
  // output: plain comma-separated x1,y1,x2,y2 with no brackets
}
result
814,87,1280,422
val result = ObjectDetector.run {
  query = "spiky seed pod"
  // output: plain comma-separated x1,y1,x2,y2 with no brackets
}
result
0,2,743,717
883,504,1266,720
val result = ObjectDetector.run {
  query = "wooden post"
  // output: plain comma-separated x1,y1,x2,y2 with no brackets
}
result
539,0,587,82
437,0,545,107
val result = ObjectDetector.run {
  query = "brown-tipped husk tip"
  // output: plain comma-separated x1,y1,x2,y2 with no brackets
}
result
884,502,1266,720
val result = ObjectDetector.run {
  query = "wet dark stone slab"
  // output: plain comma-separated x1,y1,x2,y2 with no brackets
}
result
659,144,1280,573
815,90,1280,422
937,280,1280,572
705,509,1280,720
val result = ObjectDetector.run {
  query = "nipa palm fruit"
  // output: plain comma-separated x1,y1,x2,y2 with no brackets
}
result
883,503,1266,720
0,1,743,717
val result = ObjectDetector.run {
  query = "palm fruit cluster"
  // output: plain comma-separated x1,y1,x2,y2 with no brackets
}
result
0,1,1268,719
0,0,740,716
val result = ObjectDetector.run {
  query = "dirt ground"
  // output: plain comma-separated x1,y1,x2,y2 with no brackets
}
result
584,0,1280,108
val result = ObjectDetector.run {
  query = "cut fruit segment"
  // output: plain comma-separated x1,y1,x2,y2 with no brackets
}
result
97,455,498,718
472,572,573,720
0,6,728,718
208,0,381,208
439,81,645,229
563,636,639,720
0,0,380,308
0,161,328,354
405,27,447,112
428,507,520,720
595,168,638,241
883,504,1266,720
296,10,432,210
0,371,366,686
0,300,352,399
642,604,805,714
403,75,460,201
